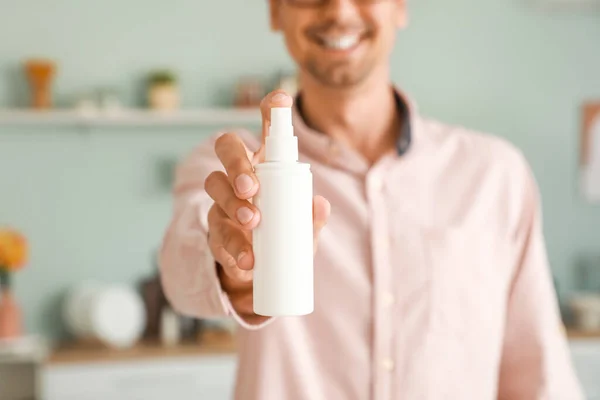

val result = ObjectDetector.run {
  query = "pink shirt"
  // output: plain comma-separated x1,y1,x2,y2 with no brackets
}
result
159,92,584,400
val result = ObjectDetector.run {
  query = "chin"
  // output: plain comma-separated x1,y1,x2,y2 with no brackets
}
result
306,62,374,89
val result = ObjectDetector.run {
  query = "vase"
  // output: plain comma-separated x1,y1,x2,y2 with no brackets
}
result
148,83,180,111
24,59,57,109
0,288,23,339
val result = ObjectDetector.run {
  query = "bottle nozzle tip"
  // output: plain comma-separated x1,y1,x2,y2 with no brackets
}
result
270,107,293,137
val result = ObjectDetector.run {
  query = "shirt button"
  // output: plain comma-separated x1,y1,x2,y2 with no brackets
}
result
372,177,385,193
382,358,395,371
380,236,389,251
382,292,395,307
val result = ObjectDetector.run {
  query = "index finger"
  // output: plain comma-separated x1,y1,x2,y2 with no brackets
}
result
214,133,258,199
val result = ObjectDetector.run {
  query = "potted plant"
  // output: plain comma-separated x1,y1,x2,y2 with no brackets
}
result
147,69,180,111
0,227,28,339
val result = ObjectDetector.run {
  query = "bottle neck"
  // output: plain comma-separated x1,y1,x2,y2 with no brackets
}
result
264,135,299,162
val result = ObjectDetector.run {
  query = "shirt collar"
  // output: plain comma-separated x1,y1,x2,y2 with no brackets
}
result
393,90,412,156
291,87,416,173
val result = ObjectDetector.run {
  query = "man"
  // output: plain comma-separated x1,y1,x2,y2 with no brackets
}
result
159,0,584,399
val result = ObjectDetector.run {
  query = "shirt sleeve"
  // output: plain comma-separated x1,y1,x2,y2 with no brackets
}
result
497,161,584,399
158,130,274,330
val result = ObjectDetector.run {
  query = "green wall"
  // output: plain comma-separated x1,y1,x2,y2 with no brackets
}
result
0,0,598,339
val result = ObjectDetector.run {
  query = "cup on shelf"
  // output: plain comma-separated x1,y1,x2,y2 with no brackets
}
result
62,282,146,349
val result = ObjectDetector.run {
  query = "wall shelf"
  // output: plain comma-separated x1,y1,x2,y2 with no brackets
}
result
0,108,262,128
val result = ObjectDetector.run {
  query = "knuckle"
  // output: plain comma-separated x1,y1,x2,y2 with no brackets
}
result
215,247,237,272
224,195,240,215
230,157,249,174
221,230,238,253
223,253,238,269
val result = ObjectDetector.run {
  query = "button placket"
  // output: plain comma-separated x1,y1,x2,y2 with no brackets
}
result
367,167,395,400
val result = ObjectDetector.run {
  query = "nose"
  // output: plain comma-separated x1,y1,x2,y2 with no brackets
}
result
320,0,361,22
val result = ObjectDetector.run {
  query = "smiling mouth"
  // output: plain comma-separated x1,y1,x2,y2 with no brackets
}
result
314,33,365,51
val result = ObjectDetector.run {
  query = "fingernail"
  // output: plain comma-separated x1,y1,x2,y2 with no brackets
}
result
235,174,255,194
236,207,254,225
237,251,247,263
272,93,287,102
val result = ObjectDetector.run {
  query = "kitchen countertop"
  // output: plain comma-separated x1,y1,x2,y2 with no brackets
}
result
567,328,600,340
41,327,600,366
47,331,237,365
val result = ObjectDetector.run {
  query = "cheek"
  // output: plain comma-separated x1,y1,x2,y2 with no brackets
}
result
380,25,397,54
282,29,304,63
370,12,399,55
282,24,312,63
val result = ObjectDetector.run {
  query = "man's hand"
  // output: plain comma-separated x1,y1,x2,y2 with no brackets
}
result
204,90,331,323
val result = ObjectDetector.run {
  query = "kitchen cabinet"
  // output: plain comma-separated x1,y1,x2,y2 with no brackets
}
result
0,359,42,400
0,336,47,400
39,336,600,400
43,355,237,400
42,335,238,400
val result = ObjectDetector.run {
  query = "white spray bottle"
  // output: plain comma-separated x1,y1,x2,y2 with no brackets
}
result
253,107,314,316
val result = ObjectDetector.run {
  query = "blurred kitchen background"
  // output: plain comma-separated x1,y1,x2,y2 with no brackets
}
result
0,0,599,399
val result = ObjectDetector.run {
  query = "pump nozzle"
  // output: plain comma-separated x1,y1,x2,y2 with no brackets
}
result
265,107,298,162
270,108,293,137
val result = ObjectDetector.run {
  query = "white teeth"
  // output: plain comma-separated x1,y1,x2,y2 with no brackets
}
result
322,35,360,50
